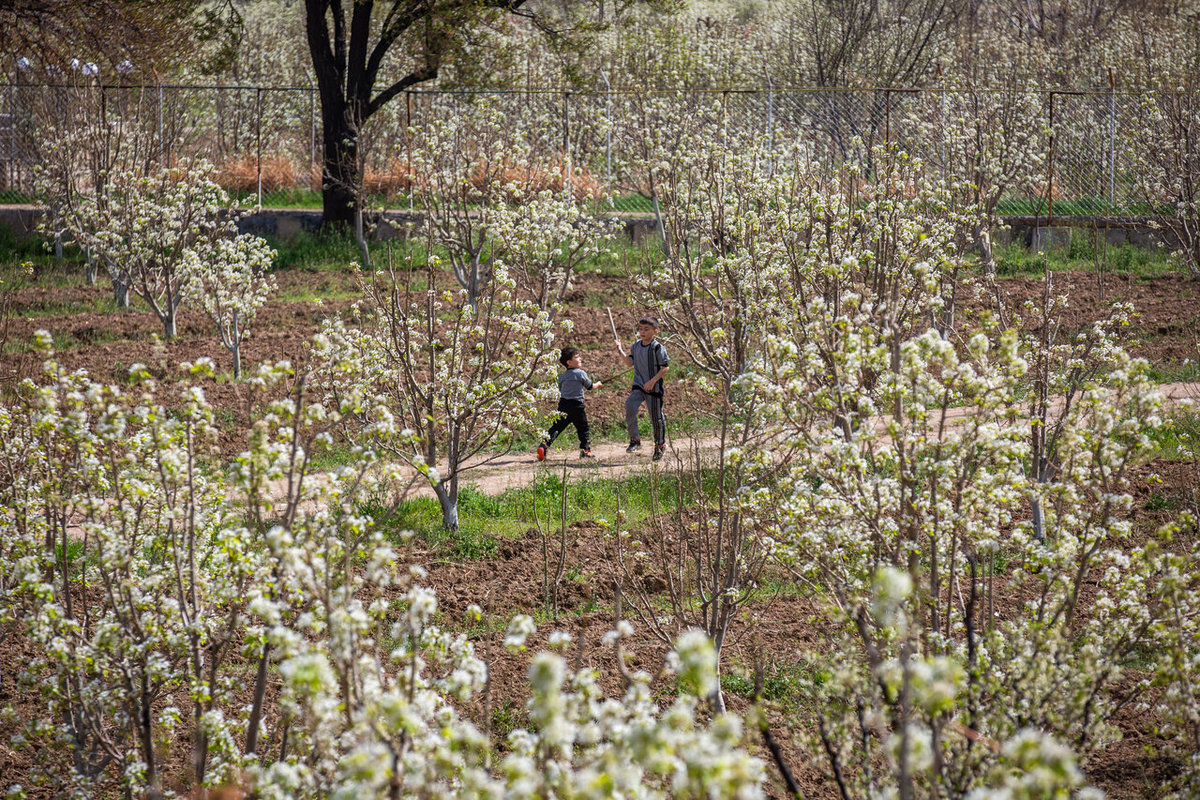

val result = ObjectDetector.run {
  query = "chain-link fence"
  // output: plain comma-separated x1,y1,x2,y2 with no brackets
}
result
0,82,1188,216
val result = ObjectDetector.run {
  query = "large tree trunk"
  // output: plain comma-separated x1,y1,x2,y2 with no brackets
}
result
320,109,359,231
304,0,448,234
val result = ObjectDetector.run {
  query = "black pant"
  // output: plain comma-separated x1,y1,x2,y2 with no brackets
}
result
626,387,665,446
544,399,590,450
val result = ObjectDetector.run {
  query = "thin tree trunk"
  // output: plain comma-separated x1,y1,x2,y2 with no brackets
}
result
356,207,372,270
245,642,272,756
113,277,130,309
434,481,459,531
974,220,996,276
231,312,242,379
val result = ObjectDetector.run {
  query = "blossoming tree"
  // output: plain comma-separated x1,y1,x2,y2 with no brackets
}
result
310,247,557,531
182,233,278,378
0,337,767,798
75,159,236,338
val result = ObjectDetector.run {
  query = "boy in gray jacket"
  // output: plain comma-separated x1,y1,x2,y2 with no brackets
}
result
615,315,669,461
537,347,602,460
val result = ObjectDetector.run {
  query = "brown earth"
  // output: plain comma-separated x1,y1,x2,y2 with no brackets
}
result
0,265,1197,798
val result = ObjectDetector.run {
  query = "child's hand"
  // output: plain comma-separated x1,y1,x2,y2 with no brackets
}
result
594,381,603,389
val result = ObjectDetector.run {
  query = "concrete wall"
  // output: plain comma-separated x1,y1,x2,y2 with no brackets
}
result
0,205,1169,252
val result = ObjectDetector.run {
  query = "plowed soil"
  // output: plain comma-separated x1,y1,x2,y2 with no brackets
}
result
0,263,1197,798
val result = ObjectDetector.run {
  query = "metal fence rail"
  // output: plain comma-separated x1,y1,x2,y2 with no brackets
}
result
0,83,1189,216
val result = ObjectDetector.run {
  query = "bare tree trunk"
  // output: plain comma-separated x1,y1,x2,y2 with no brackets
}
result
974,220,996,276
113,276,130,309
356,206,372,270
245,642,272,756
434,481,459,531
85,248,97,286
231,311,242,379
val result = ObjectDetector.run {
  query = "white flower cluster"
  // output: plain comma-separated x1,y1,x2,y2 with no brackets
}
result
616,123,1200,795
0,347,765,799
52,158,235,338
309,256,557,531
181,232,278,378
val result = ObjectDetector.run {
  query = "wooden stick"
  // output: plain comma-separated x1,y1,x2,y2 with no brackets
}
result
594,367,631,386
606,306,620,343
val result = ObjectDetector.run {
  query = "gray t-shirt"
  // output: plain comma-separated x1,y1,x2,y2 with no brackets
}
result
558,367,594,401
628,339,669,392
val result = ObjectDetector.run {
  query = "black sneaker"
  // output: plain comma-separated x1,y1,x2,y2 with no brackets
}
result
652,445,665,462
626,441,642,453
580,449,595,459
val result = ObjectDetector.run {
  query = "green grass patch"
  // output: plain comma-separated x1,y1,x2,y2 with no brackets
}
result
268,232,410,272
1148,408,1200,461
1146,361,1200,385
273,280,365,304
720,659,829,713
0,222,55,263
364,468,713,557
994,230,1175,279
0,253,92,289
14,294,125,317
3,326,130,354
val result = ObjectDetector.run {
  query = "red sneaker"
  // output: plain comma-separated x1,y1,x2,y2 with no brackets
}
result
536,445,546,461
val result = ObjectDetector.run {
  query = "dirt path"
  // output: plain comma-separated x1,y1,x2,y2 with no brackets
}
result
460,435,722,494
447,380,1199,496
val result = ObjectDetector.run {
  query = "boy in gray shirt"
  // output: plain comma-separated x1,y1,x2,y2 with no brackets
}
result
537,347,602,460
615,315,669,461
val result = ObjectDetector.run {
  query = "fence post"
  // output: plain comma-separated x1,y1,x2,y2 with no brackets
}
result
766,77,775,177
256,87,263,207
158,84,165,165
563,91,571,198
885,87,892,145
1108,68,1116,209
767,75,774,145
4,83,11,194
940,85,947,185
1047,90,1056,226
722,89,729,148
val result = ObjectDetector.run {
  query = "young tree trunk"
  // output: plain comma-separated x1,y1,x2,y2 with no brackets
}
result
435,481,459,531
712,647,727,713
974,220,996,276
1030,495,1046,542
113,277,130,309
355,205,372,269
230,312,242,379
